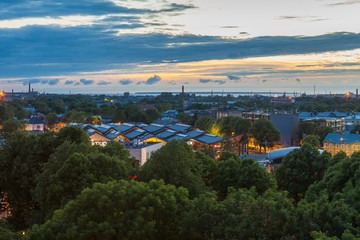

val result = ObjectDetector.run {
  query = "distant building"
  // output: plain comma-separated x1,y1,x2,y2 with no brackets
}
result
242,112,270,122
271,97,295,104
301,117,345,133
323,133,360,156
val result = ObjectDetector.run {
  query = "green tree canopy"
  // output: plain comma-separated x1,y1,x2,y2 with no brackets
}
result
0,131,57,230
250,118,280,152
213,153,275,199
139,140,206,198
301,134,321,148
56,126,91,145
195,117,216,133
45,112,58,130
275,143,331,201
28,180,191,240
34,151,129,220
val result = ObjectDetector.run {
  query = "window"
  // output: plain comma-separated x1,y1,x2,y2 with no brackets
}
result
324,143,328,147
341,144,344,148
329,143,333,147
336,144,339,148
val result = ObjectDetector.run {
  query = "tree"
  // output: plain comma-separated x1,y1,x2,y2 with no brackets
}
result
139,140,205,198
0,119,26,138
0,227,25,240
295,196,360,239
301,134,321,148
177,112,195,125
218,116,251,137
195,117,216,133
297,122,317,140
0,104,15,124
145,108,161,122
63,110,89,123
34,152,129,220
45,112,58,130
275,144,331,201
316,126,335,144
213,154,275,199
306,151,360,207
193,151,217,186
28,180,191,240
211,188,295,239
250,118,280,152
56,126,91,145
127,111,150,123
0,132,57,230
111,108,126,123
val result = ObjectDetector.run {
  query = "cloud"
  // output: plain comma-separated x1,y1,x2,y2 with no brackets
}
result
80,79,94,85
169,81,177,85
227,75,241,80
327,0,360,6
6,78,61,85
1,25,360,79
74,82,81,86
277,15,328,22
200,79,226,85
159,3,196,12
0,1,196,21
48,79,60,85
112,24,145,29
0,0,148,20
65,80,76,85
214,80,226,85
144,74,161,85
262,79,267,83
296,78,301,83
97,80,111,85
119,79,133,85
136,81,142,85
220,26,239,29
199,79,212,83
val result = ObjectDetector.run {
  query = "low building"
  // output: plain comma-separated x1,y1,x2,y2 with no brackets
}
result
127,142,163,165
301,117,345,133
25,116,45,133
323,133,360,156
344,115,360,126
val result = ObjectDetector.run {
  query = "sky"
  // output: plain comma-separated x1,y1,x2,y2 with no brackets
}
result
1,0,360,94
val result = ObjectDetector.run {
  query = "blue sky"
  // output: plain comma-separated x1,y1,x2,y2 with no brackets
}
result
1,0,360,94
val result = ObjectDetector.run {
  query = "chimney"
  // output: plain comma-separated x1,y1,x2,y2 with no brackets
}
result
29,83,31,93
357,89,358,99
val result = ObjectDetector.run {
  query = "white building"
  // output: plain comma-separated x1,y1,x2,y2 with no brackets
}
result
127,142,163,166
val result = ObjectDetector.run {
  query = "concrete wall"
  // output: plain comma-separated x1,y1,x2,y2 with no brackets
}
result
270,113,299,147
128,142,163,165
